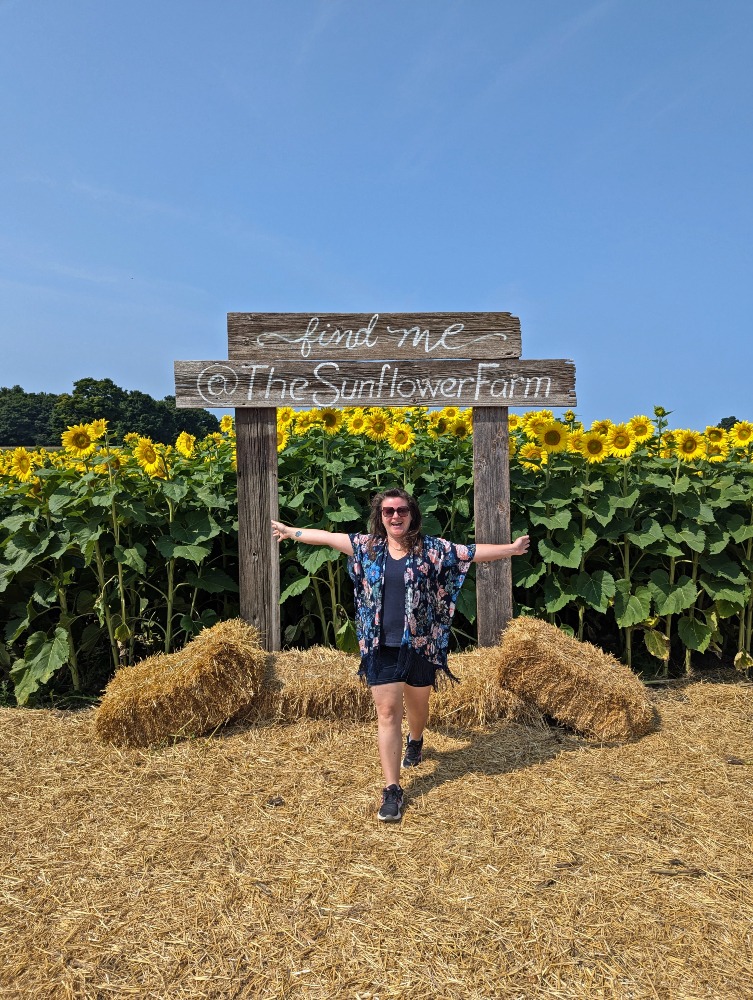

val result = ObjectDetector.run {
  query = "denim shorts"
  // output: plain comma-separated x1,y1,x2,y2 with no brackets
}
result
368,646,437,688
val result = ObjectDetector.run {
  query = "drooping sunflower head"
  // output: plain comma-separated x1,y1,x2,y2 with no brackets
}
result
61,423,96,459
729,420,753,448
607,423,636,460
581,431,610,463
277,428,290,453
388,423,415,453
704,436,730,463
563,409,576,425
10,447,34,482
220,414,234,434
175,431,196,458
628,415,655,442
538,421,570,453
318,407,343,435
518,442,548,472
675,429,704,462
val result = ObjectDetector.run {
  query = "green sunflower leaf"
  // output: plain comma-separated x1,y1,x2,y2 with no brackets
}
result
512,556,546,588
529,509,572,530
538,534,583,569
573,570,616,612
677,617,712,653
626,518,664,549
280,574,311,604
646,571,698,616
613,580,652,628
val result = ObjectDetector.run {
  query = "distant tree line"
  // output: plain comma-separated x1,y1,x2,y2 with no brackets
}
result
0,379,219,447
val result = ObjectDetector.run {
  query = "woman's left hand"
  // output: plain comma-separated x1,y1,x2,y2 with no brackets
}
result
509,534,530,556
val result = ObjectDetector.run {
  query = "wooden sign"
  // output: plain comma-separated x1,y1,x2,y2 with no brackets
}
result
227,312,522,360
174,311,577,653
175,358,576,410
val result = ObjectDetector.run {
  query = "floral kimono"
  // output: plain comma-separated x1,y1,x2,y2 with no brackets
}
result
347,532,476,687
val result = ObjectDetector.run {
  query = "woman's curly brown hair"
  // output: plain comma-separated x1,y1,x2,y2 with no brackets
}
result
367,487,423,554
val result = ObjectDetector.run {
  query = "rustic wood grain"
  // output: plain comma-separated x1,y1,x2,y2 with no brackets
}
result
473,407,513,646
227,312,522,361
235,408,280,651
175,358,576,409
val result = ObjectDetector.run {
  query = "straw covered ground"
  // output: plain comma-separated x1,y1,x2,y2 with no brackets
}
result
2,669,752,1000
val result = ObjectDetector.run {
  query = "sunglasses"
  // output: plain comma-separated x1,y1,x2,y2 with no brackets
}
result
381,505,410,517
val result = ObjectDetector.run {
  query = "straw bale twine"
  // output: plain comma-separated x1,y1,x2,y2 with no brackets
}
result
94,618,265,747
495,616,656,742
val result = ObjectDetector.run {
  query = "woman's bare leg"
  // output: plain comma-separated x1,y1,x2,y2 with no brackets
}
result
370,682,405,787
403,684,431,743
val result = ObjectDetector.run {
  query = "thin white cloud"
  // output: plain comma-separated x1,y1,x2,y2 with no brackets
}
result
71,180,188,220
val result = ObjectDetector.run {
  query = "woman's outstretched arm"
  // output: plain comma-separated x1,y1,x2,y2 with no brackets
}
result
472,534,530,563
271,520,354,556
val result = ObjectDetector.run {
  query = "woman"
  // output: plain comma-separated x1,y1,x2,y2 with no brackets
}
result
271,487,530,823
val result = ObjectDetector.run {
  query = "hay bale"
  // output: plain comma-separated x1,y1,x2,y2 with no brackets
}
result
494,616,656,742
240,645,544,728
94,619,265,747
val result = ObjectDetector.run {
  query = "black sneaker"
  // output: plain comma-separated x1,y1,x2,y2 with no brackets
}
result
402,734,423,768
377,784,404,822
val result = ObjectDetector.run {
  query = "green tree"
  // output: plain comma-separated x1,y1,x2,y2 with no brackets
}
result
0,386,58,446
49,378,218,443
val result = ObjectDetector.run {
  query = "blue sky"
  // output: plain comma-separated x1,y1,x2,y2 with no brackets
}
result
1,0,751,429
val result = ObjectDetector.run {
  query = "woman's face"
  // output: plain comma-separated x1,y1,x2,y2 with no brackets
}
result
381,499,412,546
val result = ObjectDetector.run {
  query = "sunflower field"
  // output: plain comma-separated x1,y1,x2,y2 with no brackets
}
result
1,406,752,705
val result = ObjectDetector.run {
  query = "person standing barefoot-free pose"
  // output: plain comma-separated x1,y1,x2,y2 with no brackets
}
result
272,487,530,822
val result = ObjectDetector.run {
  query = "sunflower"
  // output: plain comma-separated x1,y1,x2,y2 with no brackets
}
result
607,423,636,459
703,425,726,444
538,421,570,453
563,409,576,425
220,414,234,433
388,423,415,453
449,417,472,440
729,421,753,447
123,432,139,444
518,442,548,471
590,419,612,437
293,410,319,435
507,413,520,431
317,407,343,434
581,431,610,463
704,437,730,463
277,428,290,452
441,406,460,421
674,429,704,462
277,406,295,426
10,447,34,482
568,430,585,456
522,410,554,440
88,418,108,440
364,411,391,440
134,437,163,476
61,423,96,459
344,408,368,435
175,431,196,458
628,415,655,442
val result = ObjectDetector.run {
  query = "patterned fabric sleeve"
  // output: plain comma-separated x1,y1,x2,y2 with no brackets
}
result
426,536,476,608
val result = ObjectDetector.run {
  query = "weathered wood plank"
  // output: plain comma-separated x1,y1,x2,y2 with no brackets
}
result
175,358,576,409
473,408,513,646
228,312,522,361
235,408,280,651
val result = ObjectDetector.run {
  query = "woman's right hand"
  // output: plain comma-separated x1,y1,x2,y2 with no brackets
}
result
271,520,291,543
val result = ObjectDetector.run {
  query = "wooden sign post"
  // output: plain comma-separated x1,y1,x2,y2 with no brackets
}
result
176,313,576,651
